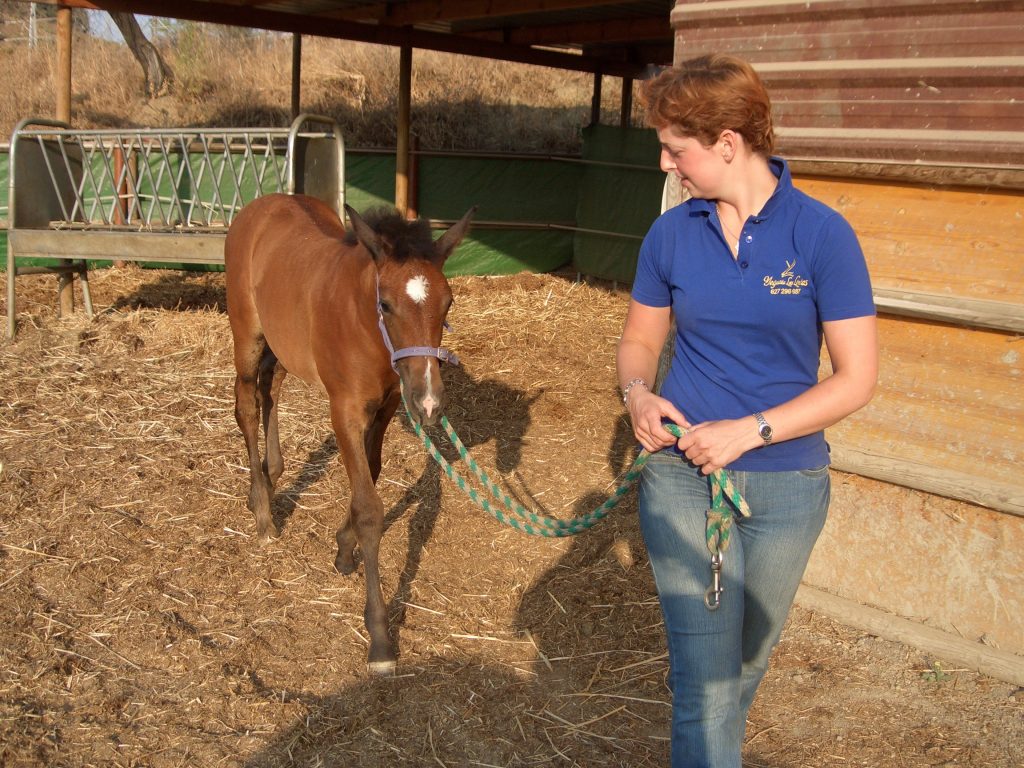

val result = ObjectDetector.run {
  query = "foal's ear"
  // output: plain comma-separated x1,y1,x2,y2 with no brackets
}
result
345,204,384,262
432,206,478,265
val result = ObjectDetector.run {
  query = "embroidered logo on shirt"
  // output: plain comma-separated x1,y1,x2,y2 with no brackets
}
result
763,260,809,296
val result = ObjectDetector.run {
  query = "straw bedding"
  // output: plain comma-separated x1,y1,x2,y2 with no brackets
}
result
1,266,1020,767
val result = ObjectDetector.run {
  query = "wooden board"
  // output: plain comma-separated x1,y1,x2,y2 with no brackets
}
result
9,229,227,265
823,316,1023,517
804,471,1024,657
795,176,1024,305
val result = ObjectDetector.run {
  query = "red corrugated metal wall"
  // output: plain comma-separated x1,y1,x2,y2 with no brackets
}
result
671,0,1024,176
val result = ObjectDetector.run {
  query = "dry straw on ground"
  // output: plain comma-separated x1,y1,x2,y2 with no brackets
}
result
1,266,1021,767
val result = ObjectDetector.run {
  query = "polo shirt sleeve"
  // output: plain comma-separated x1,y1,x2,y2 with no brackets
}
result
631,215,673,308
811,213,876,322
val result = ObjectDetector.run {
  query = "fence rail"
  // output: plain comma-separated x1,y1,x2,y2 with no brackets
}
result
6,113,345,336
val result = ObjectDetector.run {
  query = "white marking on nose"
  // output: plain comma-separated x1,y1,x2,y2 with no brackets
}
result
421,363,439,419
406,275,429,304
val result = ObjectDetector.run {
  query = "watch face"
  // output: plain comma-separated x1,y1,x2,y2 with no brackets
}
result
760,424,772,438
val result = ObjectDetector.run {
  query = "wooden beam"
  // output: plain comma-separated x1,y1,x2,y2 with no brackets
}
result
796,585,1024,687
503,16,671,47
9,230,228,264
53,0,646,77
326,0,638,25
788,158,1024,191
872,288,1024,334
830,444,1024,519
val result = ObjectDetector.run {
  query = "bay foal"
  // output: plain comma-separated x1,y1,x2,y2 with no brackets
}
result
225,193,475,673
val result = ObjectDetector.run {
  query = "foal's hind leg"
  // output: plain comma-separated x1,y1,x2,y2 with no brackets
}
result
233,338,279,542
259,351,287,487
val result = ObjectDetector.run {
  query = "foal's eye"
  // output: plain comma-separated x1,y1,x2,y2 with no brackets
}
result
379,300,392,314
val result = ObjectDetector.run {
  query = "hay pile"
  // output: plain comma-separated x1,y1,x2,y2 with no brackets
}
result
1,266,1021,767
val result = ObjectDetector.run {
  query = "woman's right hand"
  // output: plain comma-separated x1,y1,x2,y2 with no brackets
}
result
627,388,691,453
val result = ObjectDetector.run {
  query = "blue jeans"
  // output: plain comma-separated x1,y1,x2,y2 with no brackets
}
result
638,451,830,768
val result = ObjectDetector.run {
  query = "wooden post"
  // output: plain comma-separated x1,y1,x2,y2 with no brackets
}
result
396,44,412,217
407,134,419,220
620,77,633,128
56,7,72,123
56,5,74,318
291,33,302,121
590,70,603,126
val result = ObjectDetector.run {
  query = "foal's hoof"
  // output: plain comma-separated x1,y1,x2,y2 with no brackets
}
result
256,523,281,544
367,660,397,676
334,550,357,575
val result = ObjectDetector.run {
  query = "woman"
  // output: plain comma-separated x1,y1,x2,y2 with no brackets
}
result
617,54,878,767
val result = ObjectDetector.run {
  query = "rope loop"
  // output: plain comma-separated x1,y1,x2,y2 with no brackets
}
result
405,403,751,540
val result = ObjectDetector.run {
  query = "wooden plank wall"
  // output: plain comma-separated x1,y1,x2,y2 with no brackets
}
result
801,176,1023,517
671,0,1024,662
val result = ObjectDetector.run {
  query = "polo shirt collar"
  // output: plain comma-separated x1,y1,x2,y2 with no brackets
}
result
693,156,793,220
756,156,792,220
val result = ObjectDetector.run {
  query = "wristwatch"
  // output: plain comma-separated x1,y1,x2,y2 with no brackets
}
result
753,412,773,446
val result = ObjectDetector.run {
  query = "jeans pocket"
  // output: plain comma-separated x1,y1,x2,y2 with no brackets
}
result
797,464,830,478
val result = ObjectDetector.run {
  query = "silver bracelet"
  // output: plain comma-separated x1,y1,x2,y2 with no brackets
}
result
622,378,649,407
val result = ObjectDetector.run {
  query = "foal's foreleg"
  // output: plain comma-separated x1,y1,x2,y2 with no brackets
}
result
331,408,396,674
335,400,397,574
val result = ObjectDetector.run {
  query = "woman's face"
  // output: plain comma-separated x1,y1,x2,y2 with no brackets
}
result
657,126,722,198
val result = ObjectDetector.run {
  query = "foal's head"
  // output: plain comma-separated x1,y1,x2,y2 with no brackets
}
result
345,204,476,426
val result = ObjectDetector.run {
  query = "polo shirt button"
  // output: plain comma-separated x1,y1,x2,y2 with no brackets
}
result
745,235,753,243
740,260,749,269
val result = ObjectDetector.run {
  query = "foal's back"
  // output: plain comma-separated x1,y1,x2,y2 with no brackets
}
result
224,193,380,388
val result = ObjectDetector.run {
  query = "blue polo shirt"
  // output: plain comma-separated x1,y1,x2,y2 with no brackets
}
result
631,157,875,471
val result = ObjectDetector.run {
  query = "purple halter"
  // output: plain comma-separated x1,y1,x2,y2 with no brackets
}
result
376,278,460,373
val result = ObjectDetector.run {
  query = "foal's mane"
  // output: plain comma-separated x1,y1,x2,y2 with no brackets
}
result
344,207,435,262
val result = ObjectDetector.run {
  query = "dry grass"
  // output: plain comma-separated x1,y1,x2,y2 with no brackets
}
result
0,24,628,152
1,268,1021,767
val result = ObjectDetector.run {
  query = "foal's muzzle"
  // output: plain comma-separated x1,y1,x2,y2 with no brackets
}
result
375,289,458,428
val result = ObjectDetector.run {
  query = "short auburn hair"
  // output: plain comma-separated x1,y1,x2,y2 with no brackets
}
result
641,54,775,156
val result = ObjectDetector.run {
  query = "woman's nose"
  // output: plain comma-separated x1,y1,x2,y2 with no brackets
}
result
659,149,677,173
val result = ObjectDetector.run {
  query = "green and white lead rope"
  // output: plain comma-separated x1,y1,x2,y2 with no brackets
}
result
405,406,751,549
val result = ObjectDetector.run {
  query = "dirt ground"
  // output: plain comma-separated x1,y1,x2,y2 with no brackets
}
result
1,266,1021,767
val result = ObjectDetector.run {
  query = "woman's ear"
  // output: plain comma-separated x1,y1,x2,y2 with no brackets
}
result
718,129,738,162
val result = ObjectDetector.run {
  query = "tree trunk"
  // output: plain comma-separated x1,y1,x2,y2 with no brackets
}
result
109,12,174,98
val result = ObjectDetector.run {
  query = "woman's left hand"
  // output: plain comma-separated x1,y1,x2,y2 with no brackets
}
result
675,417,758,475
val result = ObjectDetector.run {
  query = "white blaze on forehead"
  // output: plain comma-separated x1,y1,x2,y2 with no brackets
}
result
406,275,429,304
